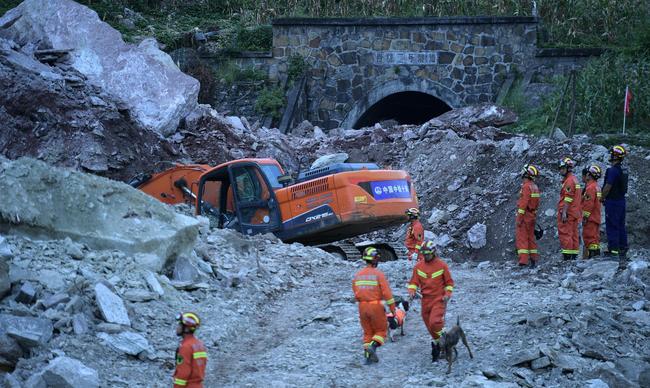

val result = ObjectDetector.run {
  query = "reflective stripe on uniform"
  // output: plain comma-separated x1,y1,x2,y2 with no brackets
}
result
431,269,444,278
575,184,581,189
417,269,428,278
355,280,378,286
588,244,600,250
530,193,541,198
415,244,422,249
193,351,207,359
611,250,619,254
583,211,591,217
174,378,188,386
561,249,580,254
407,284,418,290
597,192,602,198
517,249,530,254
444,285,453,292
564,197,573,203
385,298,395,305
530,249,539,254
372,335,385,344
517,208,526,214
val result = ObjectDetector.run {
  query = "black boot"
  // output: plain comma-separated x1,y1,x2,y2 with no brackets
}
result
570,254,578,261
365,341,379,364
618,252,628,271
589,249,600,258
529,260,536,269
562,253,571,261
431,341,440,362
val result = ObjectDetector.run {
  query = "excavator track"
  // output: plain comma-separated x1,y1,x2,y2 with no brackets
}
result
318,241,408,261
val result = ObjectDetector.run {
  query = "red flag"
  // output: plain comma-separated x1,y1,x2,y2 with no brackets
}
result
624,86,633,116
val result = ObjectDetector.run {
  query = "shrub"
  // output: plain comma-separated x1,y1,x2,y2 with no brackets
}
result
255,86,285,119
287,54,307,83
234,25,272,51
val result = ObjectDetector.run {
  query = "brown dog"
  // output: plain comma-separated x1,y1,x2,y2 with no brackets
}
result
439,316,473,374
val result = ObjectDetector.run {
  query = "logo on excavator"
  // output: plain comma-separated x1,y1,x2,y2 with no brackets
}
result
305,211,334,223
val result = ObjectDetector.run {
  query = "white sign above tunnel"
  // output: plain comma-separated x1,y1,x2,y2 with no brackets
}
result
374,51,437,65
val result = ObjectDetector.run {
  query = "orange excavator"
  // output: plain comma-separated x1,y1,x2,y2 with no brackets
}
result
131,158,418,260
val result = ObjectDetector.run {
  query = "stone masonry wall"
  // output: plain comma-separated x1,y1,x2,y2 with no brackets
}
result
272,17,538,130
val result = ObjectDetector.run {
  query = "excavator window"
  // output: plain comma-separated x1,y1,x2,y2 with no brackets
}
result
230,165,274,227
259,164,283,189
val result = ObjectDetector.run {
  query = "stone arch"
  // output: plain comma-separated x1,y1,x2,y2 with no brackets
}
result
341,79,462,129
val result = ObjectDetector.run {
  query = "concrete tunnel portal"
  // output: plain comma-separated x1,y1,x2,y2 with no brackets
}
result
352,91,452,129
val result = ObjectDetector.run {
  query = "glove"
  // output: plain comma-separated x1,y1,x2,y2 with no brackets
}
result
409,252,418,261
561,209,568,223
443,295,450,304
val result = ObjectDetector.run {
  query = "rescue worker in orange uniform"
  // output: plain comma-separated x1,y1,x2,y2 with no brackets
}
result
352,247,396,364
405,208,424,261
407,240,454,362
557,157,582,260
515,164,541,267
581,164,602,258
173,312,207,388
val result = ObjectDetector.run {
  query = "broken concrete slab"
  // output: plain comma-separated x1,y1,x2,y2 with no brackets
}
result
42,293,70,309
0,314,53,348
144,271,164,296
0,258,10,299
0,326,23,367
42,356,99,388
122,289,157,302
310,153,349,169
63,237,84,259
97,331,153,356
15,281,36,304
526,312,551,328
510,348,540,366
531,356,551,370
24,373,46,388
94,283,130,326
0,158,199,269
72,313,89,335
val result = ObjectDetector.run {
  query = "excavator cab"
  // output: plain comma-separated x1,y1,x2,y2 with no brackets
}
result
197,161,282,235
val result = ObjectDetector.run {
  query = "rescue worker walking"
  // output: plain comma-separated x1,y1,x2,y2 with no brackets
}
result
173,312,207,388
581,165,602,258
407,240,454,362
601,145,629,266
352,247,396,364
515,164,541,267
557,157,582,260
405,208,424,261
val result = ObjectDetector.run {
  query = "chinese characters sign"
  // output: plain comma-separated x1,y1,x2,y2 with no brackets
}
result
370,180,411,200
374,52,436,65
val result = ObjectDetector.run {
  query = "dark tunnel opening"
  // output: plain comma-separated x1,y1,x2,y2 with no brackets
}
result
353,91,452,129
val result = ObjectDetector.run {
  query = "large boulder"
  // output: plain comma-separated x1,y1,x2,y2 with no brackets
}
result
0,314,53,348
42,356,99,388
0,157,199,267
0,0,199,137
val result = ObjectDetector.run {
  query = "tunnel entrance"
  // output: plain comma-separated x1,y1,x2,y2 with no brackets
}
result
353,91,452,129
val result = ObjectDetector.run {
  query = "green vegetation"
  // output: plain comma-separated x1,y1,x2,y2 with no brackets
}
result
255,86,285,119
286,54,307,84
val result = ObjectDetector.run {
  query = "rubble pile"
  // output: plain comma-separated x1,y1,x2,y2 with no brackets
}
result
0,159,333,386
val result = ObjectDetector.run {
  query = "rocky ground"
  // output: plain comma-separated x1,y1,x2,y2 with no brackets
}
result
1,2,649,387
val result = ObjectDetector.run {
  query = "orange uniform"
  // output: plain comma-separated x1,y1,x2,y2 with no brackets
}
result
557,173,582,256
352,266,396,348
515,179,541,265
405,219,424,260
407,257,454,340
581,180,602,254
174,334,207,388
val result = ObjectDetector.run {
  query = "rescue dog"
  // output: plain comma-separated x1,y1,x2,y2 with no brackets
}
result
386,296,409,342
439,316,473,374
